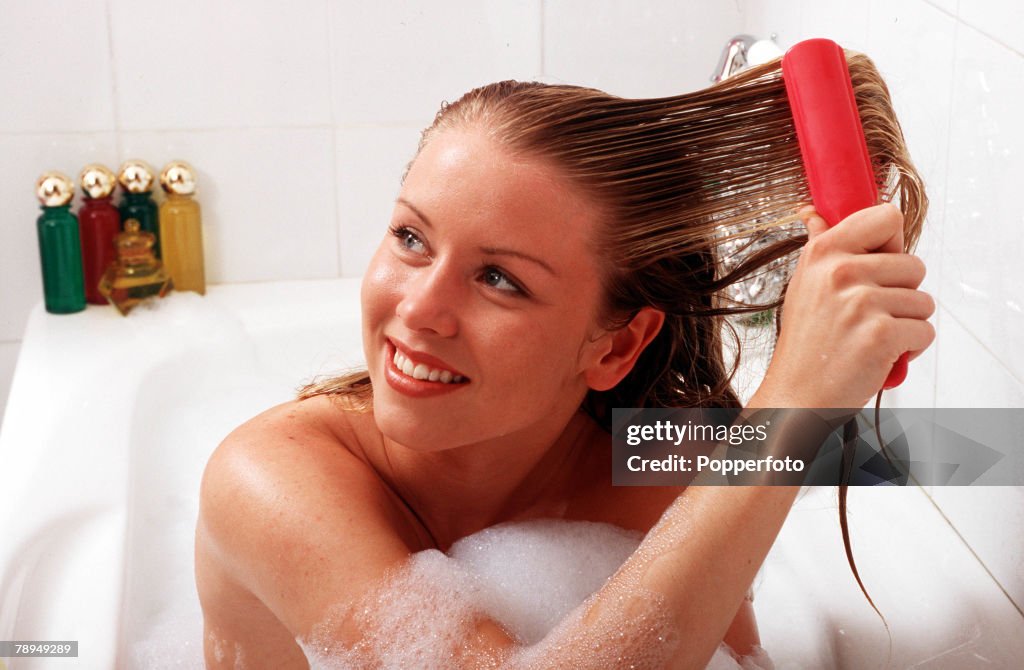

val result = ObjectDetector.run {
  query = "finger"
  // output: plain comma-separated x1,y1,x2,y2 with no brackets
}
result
827,203,905,254
876,288,936,320
895,318,936,362
798,205,830,240
836,253,928,289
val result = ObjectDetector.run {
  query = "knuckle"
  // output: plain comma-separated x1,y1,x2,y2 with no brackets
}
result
866,318,894,347
830,257,858,287
803,235,829,260
848,285,874,311
882,202,904,224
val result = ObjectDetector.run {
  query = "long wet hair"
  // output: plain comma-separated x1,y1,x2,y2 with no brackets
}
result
299,52,926,624
300,51,924,418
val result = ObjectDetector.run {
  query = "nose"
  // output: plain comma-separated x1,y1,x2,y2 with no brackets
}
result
395,261,459,338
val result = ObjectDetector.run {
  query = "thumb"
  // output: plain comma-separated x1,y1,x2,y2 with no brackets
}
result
798,205,830,241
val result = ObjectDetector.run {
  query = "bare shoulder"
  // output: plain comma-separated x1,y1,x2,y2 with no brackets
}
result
195,395,417,667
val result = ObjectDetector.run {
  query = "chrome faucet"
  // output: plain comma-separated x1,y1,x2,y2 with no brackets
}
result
711,35,756,83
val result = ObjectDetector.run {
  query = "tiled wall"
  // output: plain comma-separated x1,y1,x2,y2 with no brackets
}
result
745,0,1024,614
0,0,743,420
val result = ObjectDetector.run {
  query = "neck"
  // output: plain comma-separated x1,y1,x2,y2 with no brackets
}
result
379,408,600,552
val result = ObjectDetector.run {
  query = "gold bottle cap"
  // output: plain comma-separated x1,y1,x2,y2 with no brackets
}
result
80,163,117,199
36,171,74,207
117,219,157,262
118,159,155,193
160,160,197,195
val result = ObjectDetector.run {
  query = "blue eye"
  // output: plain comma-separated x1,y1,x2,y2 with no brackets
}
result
388,225,426,254
481,267,524,295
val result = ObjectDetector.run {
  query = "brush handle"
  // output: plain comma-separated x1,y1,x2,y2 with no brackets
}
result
782,38,908,390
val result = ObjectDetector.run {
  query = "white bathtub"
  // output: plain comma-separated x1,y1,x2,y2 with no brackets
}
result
1,278,1021,669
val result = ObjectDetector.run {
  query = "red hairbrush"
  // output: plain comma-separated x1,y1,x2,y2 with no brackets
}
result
782,38,909,390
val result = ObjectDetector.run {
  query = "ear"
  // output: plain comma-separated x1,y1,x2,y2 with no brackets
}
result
582,307,665,392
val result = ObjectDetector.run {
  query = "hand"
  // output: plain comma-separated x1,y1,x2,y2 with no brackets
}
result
753,203,936,408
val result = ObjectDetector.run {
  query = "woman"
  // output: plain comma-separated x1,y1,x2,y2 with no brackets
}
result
195,74,934,668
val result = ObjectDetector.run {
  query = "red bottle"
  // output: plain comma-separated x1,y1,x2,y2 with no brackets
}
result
78,164,122,304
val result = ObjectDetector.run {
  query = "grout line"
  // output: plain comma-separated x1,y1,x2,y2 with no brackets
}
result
955,10,1024,60
937,299,1024,389
931,16,962,408
104,0,122,159
324,0,343,278
539,0,546,77
0,123,424,138
921,0,958,22
2,125,335,136
919,487,1024,618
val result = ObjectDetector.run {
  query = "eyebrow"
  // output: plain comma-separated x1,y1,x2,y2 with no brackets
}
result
396,197,559,277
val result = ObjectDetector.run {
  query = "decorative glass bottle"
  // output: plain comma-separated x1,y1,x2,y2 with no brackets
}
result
98,218,173,316
117,159,161,258
35,171,86,314
78,164,122,305
159,160,205,294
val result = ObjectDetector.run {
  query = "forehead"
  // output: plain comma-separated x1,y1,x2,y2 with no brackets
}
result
399,128,604,271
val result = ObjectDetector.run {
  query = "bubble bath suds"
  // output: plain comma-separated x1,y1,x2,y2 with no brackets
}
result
299,519,773,669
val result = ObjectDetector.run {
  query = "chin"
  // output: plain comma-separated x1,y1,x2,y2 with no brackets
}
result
371,400,456,452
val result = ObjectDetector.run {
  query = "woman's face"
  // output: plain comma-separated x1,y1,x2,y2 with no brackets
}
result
361,126,612,451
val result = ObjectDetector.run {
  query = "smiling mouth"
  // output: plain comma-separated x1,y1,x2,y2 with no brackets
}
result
389,343,469,385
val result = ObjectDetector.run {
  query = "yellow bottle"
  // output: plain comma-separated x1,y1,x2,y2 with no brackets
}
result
98,219,173,316
158,160,206,294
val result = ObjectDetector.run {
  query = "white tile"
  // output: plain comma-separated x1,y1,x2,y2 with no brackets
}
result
758,486,1024,667
0,341,21,430
867,0,956,304
336,126,425,278
959,0,1024,56
120,128,339,283
923,0,959,17
0,0,115,132
331,1,542,125
800,0,871,53
0,133,119,341
942,27,1024,382
544,0,744,95
935,306,1024,407
742,0,804,50
926,486,1024,611
109,0,333,129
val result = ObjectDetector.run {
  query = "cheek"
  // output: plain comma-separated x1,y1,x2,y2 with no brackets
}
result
361,247,402,324
485,319,590,390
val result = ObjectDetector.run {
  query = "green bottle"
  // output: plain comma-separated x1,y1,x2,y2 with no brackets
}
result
117,159,161,258
35,171,86,314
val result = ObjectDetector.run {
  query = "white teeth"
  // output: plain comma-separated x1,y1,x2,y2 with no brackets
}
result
392,347,465,384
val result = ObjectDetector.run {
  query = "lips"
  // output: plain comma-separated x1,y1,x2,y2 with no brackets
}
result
382,338,470,398
387,337,469,381
393,346,466,383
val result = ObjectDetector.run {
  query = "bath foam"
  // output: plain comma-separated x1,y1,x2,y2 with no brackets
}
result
299,518,774,669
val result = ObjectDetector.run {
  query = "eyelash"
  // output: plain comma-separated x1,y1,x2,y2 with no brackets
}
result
387,225,527,296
